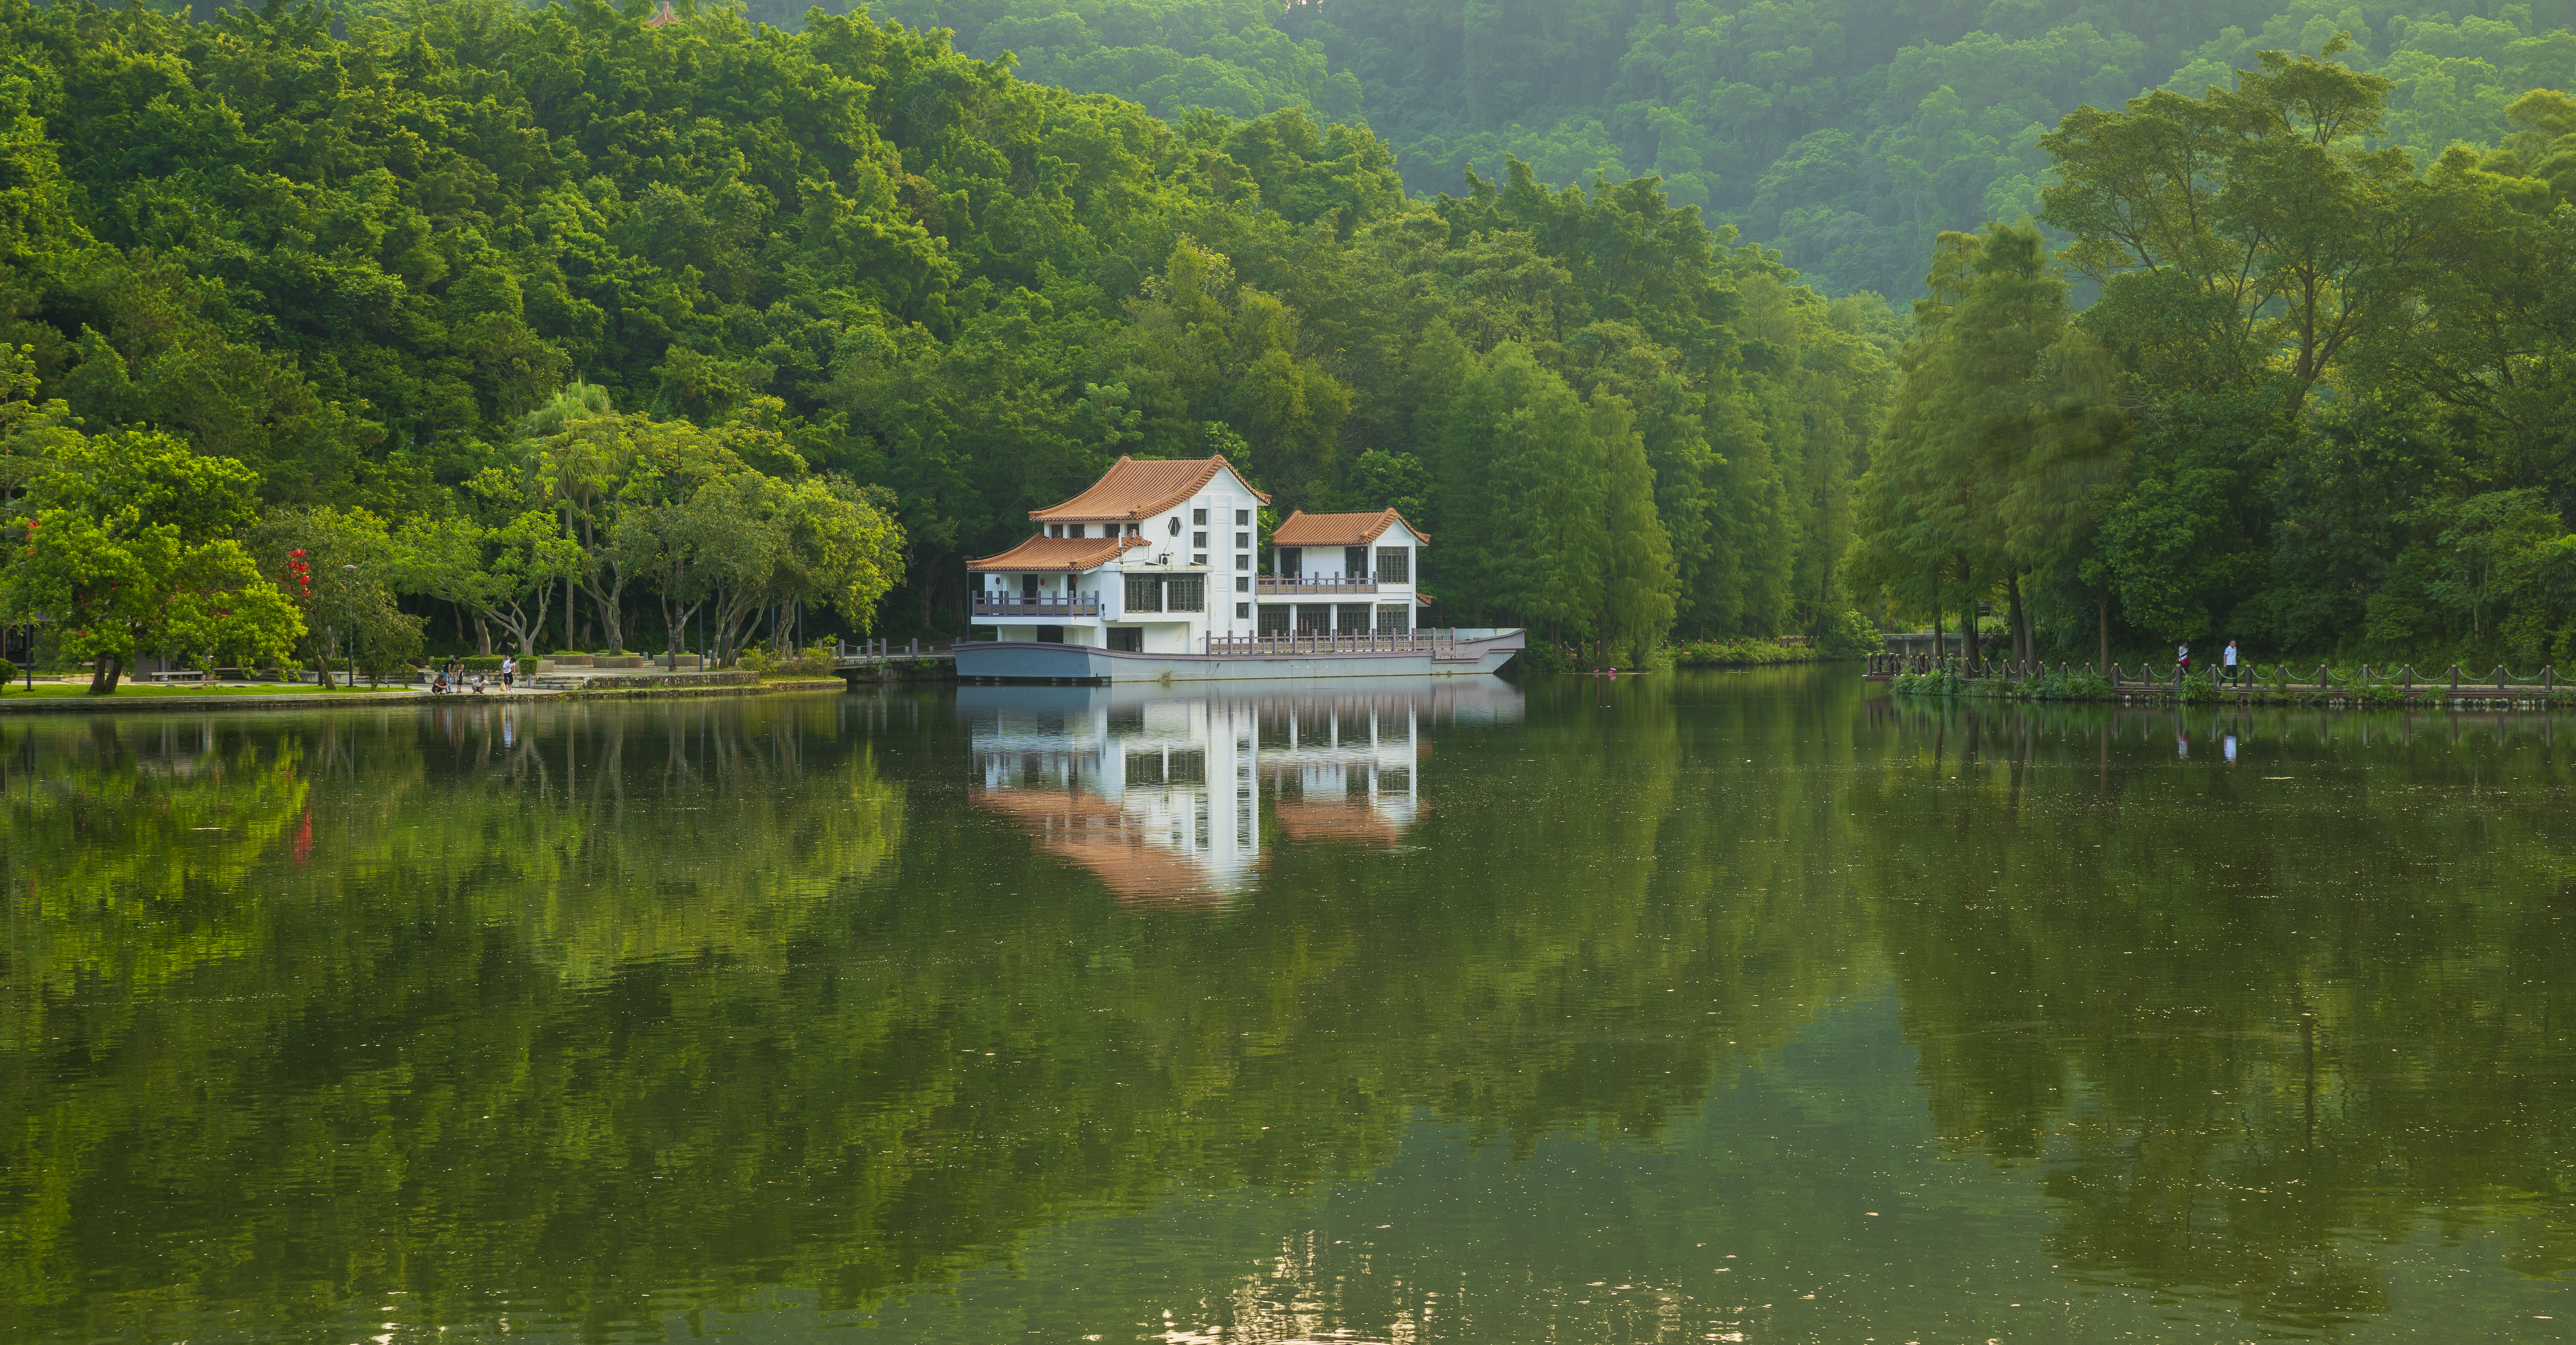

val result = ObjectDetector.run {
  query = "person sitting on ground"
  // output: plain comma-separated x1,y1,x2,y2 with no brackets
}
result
470,672,488,694
431,670,450,695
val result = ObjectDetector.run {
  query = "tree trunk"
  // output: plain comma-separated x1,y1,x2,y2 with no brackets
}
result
2006,571,2027,667
1931,598,1944,662
1959,559,1981,665
2096,587,2110,675
87,653,122,695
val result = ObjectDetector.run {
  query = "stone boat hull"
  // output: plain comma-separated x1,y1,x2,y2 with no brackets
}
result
953,630,1524,683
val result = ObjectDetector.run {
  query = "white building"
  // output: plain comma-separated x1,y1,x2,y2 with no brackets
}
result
1260,508,1429,637
966,456,1429,651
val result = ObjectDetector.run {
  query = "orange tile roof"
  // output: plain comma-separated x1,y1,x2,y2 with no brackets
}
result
967,533,1148,573
975,789,1252,908
1029,455,1269,522
1271,798,1412,847
1269,508,1427,547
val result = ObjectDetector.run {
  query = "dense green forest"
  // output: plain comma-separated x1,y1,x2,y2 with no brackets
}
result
872,0,2576,298
0,0,1887,682
1849,50,2576,668
2,0,2569,676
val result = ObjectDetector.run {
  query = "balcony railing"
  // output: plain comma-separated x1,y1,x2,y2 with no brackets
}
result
971,594,1100,619
1254,574,1382,596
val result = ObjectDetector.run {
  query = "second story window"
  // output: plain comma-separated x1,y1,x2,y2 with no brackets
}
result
1048,524,1064,538
1192,531,1207,548
1278,547,1301,577
1236,509,1250,526
1192,507,1208,525
1234,531,1248,549
1376,547,1410,583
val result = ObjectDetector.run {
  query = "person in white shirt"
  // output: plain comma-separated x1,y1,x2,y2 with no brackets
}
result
2223,639,2239,685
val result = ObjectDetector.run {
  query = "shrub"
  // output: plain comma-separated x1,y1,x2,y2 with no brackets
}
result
0,658,16,686
1670,639,1799,667
1820,609,1881,658
461,655,505,672
774,646,836,677
1891,669,1967,696
1510,642,1571,676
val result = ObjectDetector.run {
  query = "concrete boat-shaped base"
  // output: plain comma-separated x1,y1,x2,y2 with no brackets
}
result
954,630,1525,682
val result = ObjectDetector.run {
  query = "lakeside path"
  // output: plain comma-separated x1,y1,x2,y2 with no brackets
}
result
0,677,849,715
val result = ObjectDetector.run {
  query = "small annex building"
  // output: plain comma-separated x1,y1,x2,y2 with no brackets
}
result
967,458,1428,653
1260,508,1428,638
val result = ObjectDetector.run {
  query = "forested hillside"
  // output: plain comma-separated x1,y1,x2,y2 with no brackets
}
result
878,0,2576,297
0,0,1884,680
1848,52,2576,669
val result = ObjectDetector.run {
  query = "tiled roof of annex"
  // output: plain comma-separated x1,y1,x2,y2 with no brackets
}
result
1269,508,1427,548
966,534,1149,573
1027,455,1269,522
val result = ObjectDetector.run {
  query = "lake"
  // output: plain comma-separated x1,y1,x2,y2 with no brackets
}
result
2,668,2570,1343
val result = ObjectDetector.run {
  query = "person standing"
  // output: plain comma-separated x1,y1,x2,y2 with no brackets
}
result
2223,639,2239,686
2177,641,2190,676
500,654,517,690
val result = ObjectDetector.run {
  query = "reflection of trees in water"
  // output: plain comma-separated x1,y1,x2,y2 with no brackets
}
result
0,681,1876,1339
0,699,906,1338
1850,696,2576,1330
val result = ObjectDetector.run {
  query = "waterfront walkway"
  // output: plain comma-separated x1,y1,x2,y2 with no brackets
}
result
1864,653,2567,702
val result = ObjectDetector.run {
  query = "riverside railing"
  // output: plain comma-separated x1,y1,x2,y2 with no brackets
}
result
1864,652,2566,698
1207,630,1457,656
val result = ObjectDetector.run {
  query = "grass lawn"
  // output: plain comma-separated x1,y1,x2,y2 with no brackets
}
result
0,681,410,698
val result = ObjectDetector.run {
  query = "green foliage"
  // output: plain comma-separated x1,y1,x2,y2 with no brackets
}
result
1820,608,1882,658
886,0,2576,304
1847,38,2576,668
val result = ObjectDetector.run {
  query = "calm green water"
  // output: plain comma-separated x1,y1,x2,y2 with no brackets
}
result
3,669,2571,1344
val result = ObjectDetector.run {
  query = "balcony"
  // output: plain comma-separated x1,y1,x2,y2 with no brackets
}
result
972,594,1100,619
1255,574,1380,596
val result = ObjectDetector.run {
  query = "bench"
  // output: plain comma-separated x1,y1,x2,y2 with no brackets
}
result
146,670,209,684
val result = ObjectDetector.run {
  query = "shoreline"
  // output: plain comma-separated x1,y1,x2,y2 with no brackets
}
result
0,677,852,716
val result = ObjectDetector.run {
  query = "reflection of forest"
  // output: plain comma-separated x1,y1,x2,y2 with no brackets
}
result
0,684,1863,1339
3,681,2567,1341
1853,698,2576,1329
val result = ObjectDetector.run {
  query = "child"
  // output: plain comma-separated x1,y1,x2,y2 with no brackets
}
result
471,672,489,695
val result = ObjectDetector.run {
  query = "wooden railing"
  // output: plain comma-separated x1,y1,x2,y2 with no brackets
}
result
971,595,1099,618
1254,574,1381,595
1864,651,2568,696
1206,630,1451,656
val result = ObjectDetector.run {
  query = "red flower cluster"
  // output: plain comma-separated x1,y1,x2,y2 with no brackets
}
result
285,549,312,596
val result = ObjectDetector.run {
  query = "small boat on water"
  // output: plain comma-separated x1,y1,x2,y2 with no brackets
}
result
955,454,1523,683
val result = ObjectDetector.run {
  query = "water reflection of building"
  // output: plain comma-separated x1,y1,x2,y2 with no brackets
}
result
963,677,1523,908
